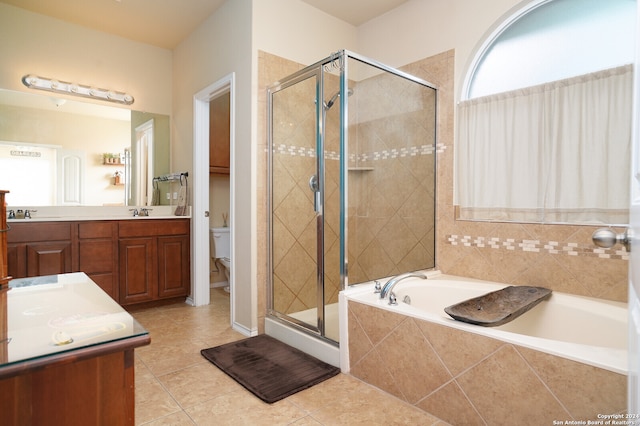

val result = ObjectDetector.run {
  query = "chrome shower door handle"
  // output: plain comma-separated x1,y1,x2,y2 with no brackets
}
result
309,174,320,212
308,174,319,192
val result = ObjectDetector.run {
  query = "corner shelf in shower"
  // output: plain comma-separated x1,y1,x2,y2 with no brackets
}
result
347,167,374,172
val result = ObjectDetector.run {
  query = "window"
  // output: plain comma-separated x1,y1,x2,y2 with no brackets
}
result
464,0,636,100
456,0,636,224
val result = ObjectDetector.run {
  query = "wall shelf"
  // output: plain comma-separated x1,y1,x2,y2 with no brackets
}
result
348,167,374,172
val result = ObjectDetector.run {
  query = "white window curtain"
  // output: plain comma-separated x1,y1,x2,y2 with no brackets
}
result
456,65,633,224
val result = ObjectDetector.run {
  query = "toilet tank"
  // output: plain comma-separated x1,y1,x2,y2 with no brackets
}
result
211,227,230,259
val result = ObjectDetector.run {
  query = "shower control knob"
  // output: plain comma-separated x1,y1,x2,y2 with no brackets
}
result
592,227,632,252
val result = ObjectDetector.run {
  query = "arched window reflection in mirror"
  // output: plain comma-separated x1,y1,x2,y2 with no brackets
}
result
456,0,636,225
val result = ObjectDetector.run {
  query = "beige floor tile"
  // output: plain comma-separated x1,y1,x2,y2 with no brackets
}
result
159,362,241,409
289,416,323,425
136,355,156,384
137,340,211,376
142,411,196,425
135,379,182,425
185,390,307,426
307,380,442,425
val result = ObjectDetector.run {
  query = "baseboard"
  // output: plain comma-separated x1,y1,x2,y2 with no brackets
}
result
232,321,257,337
210,280,228,289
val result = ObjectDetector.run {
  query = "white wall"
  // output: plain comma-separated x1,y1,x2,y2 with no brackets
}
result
0,3,172,115
357,0,523,97
172,0,254,329
252,0,358,65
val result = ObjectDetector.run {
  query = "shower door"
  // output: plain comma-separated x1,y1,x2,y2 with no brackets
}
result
268,50,437,346
268,67,331,339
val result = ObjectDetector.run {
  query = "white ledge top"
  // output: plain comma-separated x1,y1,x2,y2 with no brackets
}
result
6,205,191,222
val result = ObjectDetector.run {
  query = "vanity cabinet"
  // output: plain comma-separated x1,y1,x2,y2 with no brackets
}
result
6,218,190,307
118,219,190,306
6,222,73,278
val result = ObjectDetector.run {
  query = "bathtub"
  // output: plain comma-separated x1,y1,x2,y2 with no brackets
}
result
340,271,628,425
342,271,626,373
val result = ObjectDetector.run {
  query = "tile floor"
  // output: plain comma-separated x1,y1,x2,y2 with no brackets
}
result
132,288,450,425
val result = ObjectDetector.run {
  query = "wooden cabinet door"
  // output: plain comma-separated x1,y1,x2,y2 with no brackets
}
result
26,242,72,277
118,238,156,305
209,92,230,174
7,222,72,279
6,243,25,279
157,235,190,299
79,222,118,300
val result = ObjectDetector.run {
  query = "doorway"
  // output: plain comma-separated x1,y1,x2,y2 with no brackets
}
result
209,92,231,292
191,73,235,326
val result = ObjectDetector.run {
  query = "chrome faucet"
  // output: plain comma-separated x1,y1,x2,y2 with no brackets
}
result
379,272,428,305
139,208,152,217
129,208,139,217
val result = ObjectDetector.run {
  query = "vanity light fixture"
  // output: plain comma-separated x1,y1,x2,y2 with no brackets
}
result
21,74,134,105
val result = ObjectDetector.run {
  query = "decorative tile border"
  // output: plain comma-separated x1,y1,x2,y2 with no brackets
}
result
447,234,629,260
270,143,444,160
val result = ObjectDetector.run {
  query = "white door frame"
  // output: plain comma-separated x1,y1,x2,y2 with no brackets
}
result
190,73,235,317
627,2,640,413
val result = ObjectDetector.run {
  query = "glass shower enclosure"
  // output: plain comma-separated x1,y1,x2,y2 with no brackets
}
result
267,50,437,347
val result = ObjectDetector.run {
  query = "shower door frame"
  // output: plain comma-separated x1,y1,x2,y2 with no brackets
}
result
267,61,330,339
267,50,438,345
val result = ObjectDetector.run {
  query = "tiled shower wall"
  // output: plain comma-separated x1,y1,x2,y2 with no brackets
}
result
346,60,437,284
258,48,629,331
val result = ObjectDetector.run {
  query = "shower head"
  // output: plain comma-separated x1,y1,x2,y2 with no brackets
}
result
324,88,354,110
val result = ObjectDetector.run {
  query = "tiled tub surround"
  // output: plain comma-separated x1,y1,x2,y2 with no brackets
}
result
342,273,627,425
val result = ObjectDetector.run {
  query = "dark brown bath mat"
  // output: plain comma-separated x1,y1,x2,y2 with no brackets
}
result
201,334,340,403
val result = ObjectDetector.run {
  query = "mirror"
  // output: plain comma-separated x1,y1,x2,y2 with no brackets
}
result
0,88,170,206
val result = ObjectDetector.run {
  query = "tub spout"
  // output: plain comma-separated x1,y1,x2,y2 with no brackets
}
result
379,272,428,305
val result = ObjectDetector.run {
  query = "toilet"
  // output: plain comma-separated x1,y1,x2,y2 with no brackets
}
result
210,227,231,292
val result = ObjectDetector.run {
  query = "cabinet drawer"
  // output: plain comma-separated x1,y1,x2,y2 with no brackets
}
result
79,222,115,239
7,222,72,243
118,220,189,238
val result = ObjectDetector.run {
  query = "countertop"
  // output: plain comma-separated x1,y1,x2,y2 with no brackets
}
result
0,273,149,377
6,205,191,222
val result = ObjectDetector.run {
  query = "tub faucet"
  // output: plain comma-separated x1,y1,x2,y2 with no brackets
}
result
379,272,428,305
